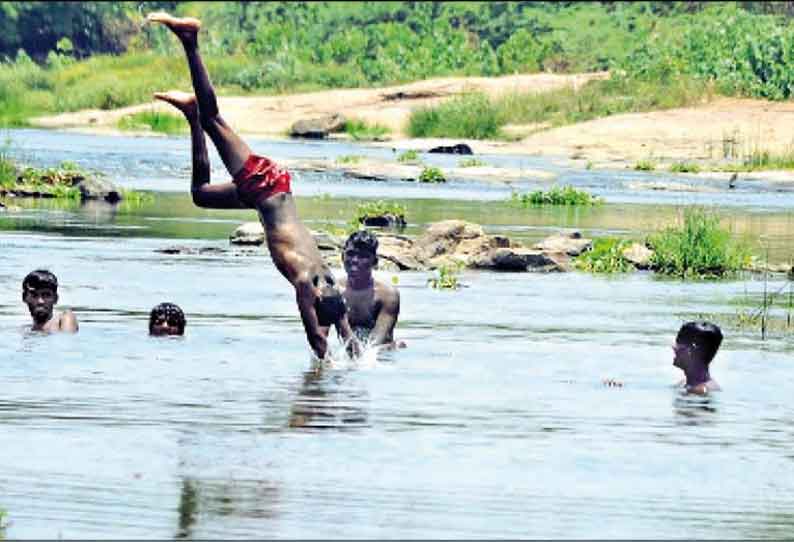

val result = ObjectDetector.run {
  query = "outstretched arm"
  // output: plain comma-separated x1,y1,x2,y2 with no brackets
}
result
296,280,329,359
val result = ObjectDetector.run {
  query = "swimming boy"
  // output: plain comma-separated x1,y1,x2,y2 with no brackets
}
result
338,230,402,348
673,321,722,395
146,12,356,359
149,302,186,336
22,269,78,333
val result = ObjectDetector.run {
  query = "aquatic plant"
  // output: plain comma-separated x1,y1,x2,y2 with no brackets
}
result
574,238,636,274
351,200,407,228
509,186,602,206
418,166,446,183
670,161,701,173
118,110,186,134
118,189,155,208
647,207,751,278
427,263,462,290
0,507,6,539
634,159,656,171
458,157,486,168
335,154,363,165
343,119,390,141
396,150,420,163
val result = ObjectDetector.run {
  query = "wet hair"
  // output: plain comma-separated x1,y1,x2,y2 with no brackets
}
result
315,286,347,326
344,229,378,257
676,321,723,363
149,302,186,335
22,269,58,294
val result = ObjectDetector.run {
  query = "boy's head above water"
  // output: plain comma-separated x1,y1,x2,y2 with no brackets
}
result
149,302,186,336
22,269,59,324
673,322,722,385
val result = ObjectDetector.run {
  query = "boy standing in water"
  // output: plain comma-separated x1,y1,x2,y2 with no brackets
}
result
146,12,357,359
22,269,78,333
338,230,402,348
673,321,723,395
149,302,186,336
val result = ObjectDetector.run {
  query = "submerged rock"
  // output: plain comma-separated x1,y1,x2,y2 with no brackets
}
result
533,231,592,256
361,214,407,229
472,248,567,272
428,143,473,155
76,177,122,203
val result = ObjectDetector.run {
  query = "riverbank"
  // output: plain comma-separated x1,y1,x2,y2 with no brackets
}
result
28,72,794,182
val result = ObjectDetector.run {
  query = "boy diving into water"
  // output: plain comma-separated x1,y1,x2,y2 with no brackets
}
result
146,12,357,359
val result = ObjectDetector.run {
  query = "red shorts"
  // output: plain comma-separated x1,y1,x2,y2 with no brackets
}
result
233,154,292,207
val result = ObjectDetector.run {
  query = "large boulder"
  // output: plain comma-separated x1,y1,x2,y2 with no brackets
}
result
428,143,473,155
230,221,265,245
533,231,592,256
472,248,567,272
289,113,347,139
622,242,654,269
377,234,422,270
77,177,122,203
414,220,490,265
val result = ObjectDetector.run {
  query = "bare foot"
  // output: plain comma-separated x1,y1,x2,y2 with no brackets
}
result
154,91,198,120
146,12,201,43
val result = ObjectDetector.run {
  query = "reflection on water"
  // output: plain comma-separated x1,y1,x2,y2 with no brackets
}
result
2,128,794,538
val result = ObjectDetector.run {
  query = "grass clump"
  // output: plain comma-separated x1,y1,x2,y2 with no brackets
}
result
670,161,701,173
335,154,363,165
458,157,486,168
427,263,462,290
117,111,186,134
510,185,602,206
634,159,657,171
647,207,751,278
0,507,6,539
351,200,407,228
344,119,390,141
575,238,636,274
418,166,446,183
397,150,420,163
408,92,501,140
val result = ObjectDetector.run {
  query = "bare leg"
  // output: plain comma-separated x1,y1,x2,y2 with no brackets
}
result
147,12,250,177
154,91,241,209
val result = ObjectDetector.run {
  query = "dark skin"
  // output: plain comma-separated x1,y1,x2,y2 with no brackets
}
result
673,340,720,395
338,246,401,347
23,286,78,333
147,13,357,359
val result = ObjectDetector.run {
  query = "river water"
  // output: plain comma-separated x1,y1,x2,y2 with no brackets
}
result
1,129,793,538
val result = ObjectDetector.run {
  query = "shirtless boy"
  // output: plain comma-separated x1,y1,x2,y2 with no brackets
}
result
673,321,722,395
22,269,78,333
147,12,356,359
149,302,186,336
339,230,401,348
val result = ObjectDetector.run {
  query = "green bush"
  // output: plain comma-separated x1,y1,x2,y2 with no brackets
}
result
117,111,186,134
575,238,636,273
458,157,486,167
647,207,751,278
344,119,390,141
352,200,407,226
397,149,420,163
670,161,701,173
408,92,501,140
634,159,657,171
427,263,462,290
510,186,602,206
418,166,446,183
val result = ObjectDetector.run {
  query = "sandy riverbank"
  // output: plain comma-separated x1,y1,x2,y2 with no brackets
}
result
29,72,794,181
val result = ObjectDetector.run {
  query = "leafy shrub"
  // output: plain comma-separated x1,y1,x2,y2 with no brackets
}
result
352,200,407,226
408,92,501,139
510,186,602,206
427,263,462,290
458,158,486,167
647,207,751,278
418,166,446,183
117,111,186,134
634,159,657,171
670,161,701,173
397,150,420,163
575,238,636,273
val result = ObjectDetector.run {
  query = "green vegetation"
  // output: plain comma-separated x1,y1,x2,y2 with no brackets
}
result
458,157,487,168
418,166,446,183
670,161,701,173
509,186,602,206
351,200,407,227
117,110,186,134
724,147,794,172
0,159,86,200
408,92,501,139
575,238,636,273
396,149,420,163
427,263,462,290
343,119,390,141
118,189,154,208
0,507,6,539
634,159,657,171
335,154,363,165
647,207,751,278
